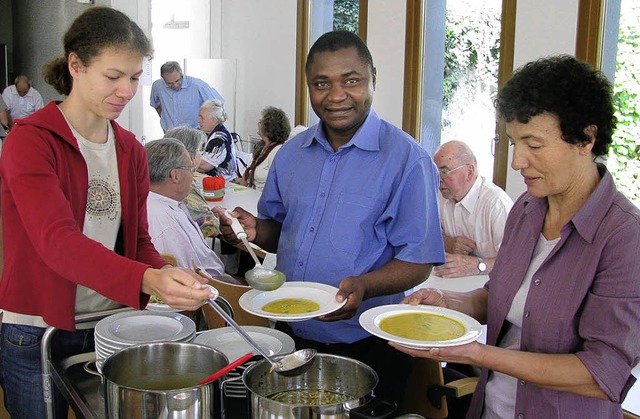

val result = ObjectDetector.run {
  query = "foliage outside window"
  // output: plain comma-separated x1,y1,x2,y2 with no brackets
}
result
441,0,501,181
609,2,640,207
443,4,500,123
333,0,359,32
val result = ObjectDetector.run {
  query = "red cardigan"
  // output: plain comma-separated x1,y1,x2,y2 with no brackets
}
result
0,102,166,330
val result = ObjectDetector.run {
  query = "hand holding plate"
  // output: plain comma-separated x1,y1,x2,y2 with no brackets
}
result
402,287,448,308
389,339,483,365
318,276,365,321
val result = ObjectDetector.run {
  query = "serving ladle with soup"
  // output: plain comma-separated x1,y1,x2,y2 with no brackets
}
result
204,285,316,376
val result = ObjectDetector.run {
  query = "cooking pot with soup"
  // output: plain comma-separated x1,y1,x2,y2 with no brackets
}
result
242,353,397,418
101,342,228,419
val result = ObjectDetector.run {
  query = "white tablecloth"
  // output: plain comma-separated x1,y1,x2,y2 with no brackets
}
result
204,184,262,216
203,181,276,263
417,272,489,293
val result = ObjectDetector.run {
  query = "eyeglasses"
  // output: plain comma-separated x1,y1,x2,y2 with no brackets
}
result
438,164,467,179
175,165,196,173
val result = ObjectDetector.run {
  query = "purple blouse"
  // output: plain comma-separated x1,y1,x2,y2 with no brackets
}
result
468,166,640,419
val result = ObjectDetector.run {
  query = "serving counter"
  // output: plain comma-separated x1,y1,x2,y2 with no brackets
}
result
43,309,251,419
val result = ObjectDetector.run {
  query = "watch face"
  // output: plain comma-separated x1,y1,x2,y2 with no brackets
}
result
478,262,487,273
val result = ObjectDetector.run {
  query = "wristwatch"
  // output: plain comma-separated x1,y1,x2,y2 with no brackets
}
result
477,257,488,275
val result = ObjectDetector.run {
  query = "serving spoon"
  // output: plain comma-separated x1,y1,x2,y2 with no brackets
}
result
222,209,285,291
204,285,316,376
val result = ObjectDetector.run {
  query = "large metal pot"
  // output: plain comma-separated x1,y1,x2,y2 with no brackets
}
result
242,353,396,418
101,342,229,419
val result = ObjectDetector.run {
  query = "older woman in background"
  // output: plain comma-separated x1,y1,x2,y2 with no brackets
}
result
393,55,640,418
197,99,237,181
239,106,291,191
164,126,220,238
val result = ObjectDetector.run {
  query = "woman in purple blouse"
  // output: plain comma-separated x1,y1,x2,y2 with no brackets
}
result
393,55,640,418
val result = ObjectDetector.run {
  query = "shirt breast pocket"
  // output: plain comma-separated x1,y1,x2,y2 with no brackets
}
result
329,193,383,255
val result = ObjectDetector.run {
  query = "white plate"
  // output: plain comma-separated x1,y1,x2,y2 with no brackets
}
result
95,311,196,345
359,304,483,348
194,326,295,361
145,303,181,313
238,282,346,321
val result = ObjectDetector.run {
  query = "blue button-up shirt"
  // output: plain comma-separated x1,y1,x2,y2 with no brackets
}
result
258,110,444,343
150,75,224,132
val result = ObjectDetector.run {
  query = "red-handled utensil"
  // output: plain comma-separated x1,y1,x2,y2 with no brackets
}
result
197,352,254,385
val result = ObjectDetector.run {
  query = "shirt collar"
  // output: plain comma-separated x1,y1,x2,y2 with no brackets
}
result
12,85,33,98
178,75,191,91
302,109,381,152
457,175,483,213
149,191,184,209
522,164,616,244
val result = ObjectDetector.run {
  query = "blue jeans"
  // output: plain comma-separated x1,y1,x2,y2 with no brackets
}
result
0,324,94,419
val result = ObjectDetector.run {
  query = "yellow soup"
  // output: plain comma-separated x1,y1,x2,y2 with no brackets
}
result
379,312,466,341
262,298,320,314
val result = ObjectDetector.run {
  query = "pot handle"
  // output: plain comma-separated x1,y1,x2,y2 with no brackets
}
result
82,360,105,385
82,360,100,377
348,398,397,419
219,373,244,419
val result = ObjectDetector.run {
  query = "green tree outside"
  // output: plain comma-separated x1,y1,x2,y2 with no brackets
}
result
609,1,640,207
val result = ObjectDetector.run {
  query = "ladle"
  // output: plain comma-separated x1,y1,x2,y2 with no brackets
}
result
223,210,285,291
204,286,316,376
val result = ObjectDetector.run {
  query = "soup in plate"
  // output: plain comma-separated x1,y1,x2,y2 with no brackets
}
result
262,298,320,314
379,312,465,341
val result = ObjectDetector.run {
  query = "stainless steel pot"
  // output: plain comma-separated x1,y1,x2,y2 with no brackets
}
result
242,353,397,418
101,342,229,419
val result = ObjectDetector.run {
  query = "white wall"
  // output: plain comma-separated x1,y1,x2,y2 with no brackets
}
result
220,0,297,141
505,0,580,200
367,1,407,127
110,0,150,140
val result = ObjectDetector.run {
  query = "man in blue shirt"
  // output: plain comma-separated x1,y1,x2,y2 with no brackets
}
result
150,61,224,132
216,31,444,409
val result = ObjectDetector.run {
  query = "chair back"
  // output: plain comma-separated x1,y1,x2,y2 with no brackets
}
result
404,358,478,418
201,275,270,329
159,254,178,267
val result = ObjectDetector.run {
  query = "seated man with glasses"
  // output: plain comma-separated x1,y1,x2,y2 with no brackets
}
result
150,61,224,132
164,126,220,238
433,140,513,278
145,138,226,278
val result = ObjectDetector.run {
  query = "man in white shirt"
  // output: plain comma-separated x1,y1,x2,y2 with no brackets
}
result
145,138,226,278
434,140,513,278
2,75,44,125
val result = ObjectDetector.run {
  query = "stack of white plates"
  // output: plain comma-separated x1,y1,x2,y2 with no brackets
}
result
94,310,196,372
194,326,295,398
